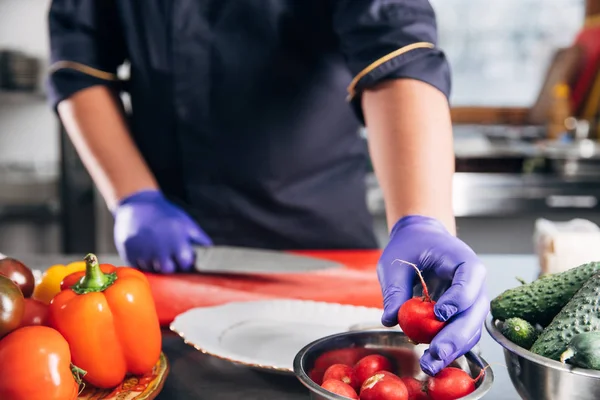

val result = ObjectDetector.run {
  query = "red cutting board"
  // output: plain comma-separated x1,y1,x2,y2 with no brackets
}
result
145,250,384,326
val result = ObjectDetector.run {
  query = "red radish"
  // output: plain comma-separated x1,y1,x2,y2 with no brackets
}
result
401,377,429,400
352,354,394,389
323,364,354,386
386,348,420,377
395,260,446,344
372,371,402,381
360,371,409,400
309,368,322,384
426,367,485,400
312,348,372,384
322,379,359,399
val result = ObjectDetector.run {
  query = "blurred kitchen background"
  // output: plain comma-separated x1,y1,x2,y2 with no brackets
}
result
0,0,599,256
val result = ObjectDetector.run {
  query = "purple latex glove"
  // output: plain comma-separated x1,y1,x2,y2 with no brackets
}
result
113,190,212,273
377,215,489,376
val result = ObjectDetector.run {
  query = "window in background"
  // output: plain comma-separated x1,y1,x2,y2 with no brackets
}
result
431,0,586,106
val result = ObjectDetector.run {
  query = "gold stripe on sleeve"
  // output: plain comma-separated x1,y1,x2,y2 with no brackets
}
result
48,61,118,81
346,42,435,101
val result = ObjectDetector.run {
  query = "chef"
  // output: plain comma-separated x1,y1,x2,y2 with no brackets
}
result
47,0,488,375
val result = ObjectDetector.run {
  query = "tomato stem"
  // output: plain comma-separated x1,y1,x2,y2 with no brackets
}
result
392,259,431,301
71,254,117,295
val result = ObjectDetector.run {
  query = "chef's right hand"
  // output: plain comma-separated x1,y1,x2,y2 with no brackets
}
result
113,190,212,273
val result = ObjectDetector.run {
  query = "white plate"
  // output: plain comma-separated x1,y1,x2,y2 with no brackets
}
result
170,300,389,374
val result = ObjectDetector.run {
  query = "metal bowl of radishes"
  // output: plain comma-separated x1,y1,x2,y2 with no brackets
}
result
293,330,494,400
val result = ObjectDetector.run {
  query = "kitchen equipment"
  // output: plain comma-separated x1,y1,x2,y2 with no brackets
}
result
544,139,600,178
193,245,343,274
294,330,493,400
0,50,40,91
486,317,600,400
170,300,385,374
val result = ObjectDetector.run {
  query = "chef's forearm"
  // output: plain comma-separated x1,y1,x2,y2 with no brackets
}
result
57,85,159,211
362,79,456,235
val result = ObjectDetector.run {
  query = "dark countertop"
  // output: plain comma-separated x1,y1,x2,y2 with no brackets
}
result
9,253,537,399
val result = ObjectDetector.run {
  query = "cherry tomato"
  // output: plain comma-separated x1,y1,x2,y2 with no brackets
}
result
19,298,50,327
0,275,25,338
0,326,80,400
0,258,35,298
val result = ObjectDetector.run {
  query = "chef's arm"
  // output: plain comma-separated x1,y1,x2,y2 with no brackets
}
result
47,0,158,210
362,79,456,234
332,0,454,232
57,87,159,210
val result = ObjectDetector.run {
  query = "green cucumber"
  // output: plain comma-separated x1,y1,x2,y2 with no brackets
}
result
559,332,600,370
530,271,600,360
501,318,539,350
490,261,600,327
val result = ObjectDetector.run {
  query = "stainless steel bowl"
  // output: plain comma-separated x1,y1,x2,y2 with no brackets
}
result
486,317,600,400
293,330,494,399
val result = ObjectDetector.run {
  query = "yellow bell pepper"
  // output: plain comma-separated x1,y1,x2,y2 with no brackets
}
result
32,261,87,304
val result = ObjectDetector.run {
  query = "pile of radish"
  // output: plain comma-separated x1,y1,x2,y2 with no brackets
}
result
308,261,485,399
310,350,483,400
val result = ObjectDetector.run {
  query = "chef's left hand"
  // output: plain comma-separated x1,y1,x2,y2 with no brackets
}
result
377,215,489,376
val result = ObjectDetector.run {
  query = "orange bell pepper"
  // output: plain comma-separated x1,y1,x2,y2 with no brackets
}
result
48,254,162,389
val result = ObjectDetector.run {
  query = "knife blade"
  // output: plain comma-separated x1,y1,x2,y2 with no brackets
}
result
193,246,343,274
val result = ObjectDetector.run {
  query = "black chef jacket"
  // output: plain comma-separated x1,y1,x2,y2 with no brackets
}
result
47,0,451,250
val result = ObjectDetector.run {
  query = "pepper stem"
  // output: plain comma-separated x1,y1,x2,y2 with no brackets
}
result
392,259,431,302
71,363,87,395
71,253,117,295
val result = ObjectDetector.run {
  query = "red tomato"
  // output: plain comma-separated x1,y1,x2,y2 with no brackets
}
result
0,326,80,400
352,354,393,389
19,298,50,328
360,372,409,400
321,379,358,399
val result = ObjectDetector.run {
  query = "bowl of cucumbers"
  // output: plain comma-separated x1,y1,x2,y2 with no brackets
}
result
486,261,600,400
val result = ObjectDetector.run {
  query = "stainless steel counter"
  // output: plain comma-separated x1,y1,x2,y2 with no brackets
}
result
13,253,536,399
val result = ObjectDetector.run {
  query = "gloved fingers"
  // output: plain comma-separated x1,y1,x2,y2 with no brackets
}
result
121,233,155,271
174,242,196,272
420,290,490,376
434,257,487,321
157,228,196,273
153,256,177,274
377,260,414,327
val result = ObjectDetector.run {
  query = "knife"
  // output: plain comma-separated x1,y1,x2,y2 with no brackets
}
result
193,245,343,274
